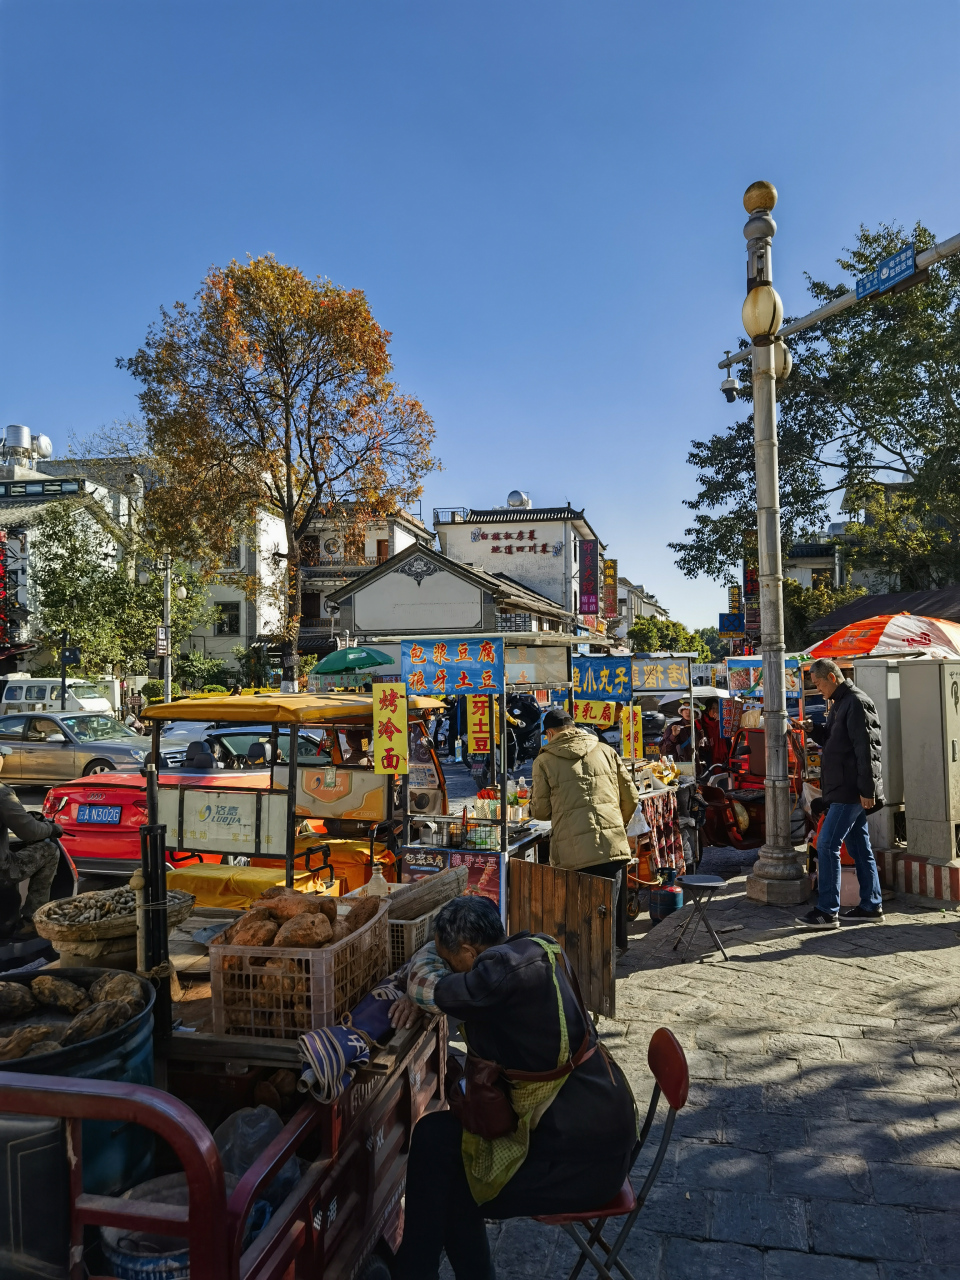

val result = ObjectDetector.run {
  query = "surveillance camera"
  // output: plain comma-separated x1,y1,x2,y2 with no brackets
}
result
720,374,740,403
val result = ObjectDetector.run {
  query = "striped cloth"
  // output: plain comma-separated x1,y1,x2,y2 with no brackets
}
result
297,977,404,1103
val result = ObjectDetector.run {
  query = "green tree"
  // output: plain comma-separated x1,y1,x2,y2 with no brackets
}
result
176,649,232,690
782,578,867,653
671,221,960,587
627,616,710,661
694,626,727,662
121,254,438,688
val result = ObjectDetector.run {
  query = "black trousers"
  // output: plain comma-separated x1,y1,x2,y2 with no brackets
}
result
579,860,629,951
392,1110,634,1280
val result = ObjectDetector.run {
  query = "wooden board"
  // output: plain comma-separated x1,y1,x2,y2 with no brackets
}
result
507,860,615,1019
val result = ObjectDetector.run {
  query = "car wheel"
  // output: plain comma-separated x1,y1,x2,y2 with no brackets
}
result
83,760,114,776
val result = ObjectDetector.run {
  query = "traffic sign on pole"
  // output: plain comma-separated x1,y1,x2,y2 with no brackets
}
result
856,244,915,299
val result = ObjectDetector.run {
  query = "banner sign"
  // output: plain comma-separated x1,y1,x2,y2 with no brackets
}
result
742,564,760,636
572,700,617,726
727,585,742,613
466,693,493,754
401,637,504,696
719,612,745,638
373,682,408,775
579,540,599,614
603,559,618,618
572,655,632,702
630,655,691,692
621,705,643,758
727,657,802,705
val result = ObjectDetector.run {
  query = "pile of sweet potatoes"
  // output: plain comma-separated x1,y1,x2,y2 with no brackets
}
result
222,888,381,950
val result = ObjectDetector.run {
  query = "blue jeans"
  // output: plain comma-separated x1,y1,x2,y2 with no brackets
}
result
817,802,882,915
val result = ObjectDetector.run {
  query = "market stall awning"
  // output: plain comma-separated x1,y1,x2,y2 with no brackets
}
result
142,691,445,725
807,613,960,661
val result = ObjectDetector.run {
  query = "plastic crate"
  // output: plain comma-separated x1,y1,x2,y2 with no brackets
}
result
210,902,389,1039
389,907,439,970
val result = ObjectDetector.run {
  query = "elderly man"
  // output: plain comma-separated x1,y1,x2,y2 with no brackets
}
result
530,707,639,952
389,895,638,1280
0,746,63,938
797,657,884,929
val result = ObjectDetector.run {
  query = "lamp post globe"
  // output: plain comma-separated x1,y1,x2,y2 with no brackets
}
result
742,284,783,342
138,570,150,586
175,585,187,601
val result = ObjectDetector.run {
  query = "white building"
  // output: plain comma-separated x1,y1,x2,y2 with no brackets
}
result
612,576,669,639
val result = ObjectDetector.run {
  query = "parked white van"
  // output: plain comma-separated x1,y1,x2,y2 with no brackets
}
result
0,674,114,717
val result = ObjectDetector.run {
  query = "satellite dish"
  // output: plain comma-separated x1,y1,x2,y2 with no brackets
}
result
32,434,53,459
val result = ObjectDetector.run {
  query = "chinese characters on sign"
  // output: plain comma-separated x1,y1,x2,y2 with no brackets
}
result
449,851,502,913
572,656,632,702
620,705,643,758
603,558,618,619
469,527,563,557
373,683,408,775
727,657,801,708
155,625,171,658
401,637,504,696
578,540,599,614
856,244,915,299
630,656,691,692
742,564,760,640
727,585,742,613
572,700,617,726
466,694,492,755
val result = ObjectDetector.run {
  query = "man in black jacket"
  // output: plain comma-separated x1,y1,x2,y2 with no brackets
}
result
0,746,63,938
796,659,884,929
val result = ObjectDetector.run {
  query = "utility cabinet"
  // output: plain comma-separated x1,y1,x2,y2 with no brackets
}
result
853,658,903,851
898,658,960,865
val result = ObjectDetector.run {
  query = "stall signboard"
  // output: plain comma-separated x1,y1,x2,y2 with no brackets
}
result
466,693,493,754
449,850,503,915
721,697,742,740
579,540,599,614
401,849,447,882
572,699,617,726
742,564,761,635
631,655,691,692
401,637,504,696
727,656,802,706
373,682,408,775
505,644,567,687
603,559,618,618
719,612,745,638
572,655,632,701
621,705,643,758
728,585,742,613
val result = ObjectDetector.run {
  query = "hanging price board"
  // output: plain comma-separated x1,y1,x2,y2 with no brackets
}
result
373,683,408,775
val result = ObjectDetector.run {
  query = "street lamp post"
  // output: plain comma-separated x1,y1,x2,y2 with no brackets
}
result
140,558,187,704
739,181,808,905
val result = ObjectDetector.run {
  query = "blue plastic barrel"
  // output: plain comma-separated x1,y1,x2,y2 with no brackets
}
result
0,968,155,1195
649,869,683,923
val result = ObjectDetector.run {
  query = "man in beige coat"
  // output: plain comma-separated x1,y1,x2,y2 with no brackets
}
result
530,708,640,952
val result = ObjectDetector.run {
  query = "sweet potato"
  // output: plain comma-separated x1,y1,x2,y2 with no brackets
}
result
273,913,332,948
61,1000,131,1047
328,920,351,944
230,917,280,948
30,976,90,1015
314,897,339,923
224,905,273,943
343,896,381,933
89,972,144,1011
0,982,37,1020
265,896,326,924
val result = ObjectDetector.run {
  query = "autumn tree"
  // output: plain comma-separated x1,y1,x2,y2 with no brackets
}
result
671,222,960,588
120,255,437,686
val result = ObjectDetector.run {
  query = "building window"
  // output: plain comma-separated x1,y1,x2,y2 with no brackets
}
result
215,602,241,635
496,612,532,632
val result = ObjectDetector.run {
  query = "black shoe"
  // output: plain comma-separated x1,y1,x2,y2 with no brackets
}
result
795,909,840,930
842,905,884,922
12,919,37,941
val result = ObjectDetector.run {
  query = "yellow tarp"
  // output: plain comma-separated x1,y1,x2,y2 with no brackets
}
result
141,691,444,726
252,838,393,894
166,864,334,910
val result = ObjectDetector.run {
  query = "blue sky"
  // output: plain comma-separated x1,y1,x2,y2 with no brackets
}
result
2,1,959,627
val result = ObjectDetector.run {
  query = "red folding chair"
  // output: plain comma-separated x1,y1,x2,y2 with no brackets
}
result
535,1027,689,1280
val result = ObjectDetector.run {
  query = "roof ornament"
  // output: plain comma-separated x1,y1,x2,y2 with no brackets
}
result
395,555,439,587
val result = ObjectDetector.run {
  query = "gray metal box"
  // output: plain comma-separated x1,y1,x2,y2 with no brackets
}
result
897,658,960,864
852,658,903,805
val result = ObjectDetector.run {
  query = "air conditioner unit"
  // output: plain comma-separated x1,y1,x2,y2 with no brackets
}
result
898,658,960,865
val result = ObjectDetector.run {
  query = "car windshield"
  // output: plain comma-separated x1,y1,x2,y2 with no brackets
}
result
71,684,107,701
61,715,135,742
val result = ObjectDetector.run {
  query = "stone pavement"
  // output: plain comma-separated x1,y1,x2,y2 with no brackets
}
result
446,870,960,1279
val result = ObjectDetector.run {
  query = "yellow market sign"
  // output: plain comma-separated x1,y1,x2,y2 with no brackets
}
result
621,705,643,758
631,656,691,692
373,683,408,775
572,700,618,727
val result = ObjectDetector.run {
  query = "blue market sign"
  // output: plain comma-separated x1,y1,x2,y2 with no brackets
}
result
401,637,504,696
572,655,632,702
856,244,915,300
718,612,745,638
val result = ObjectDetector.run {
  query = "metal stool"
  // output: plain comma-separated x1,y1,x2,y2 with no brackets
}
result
672,874,728,962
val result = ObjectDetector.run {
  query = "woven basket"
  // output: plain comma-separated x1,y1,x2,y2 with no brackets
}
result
34,890,196,945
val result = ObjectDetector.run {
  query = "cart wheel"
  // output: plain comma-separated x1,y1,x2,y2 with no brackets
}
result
358,1255,392,1280
626,891,641,921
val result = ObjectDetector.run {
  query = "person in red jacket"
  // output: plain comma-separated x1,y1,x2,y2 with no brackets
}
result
700,699,729,769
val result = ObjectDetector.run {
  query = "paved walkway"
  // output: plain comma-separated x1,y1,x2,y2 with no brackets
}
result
449,872,960,1279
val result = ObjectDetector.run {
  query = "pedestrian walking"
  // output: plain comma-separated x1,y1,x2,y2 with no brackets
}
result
796,658,884,930
530,708,639,952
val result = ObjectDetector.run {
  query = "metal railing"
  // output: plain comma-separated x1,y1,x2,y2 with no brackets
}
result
432,508,469,524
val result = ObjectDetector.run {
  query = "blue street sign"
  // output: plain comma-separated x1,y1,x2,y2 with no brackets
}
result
718,613,745,637
856,244,915,299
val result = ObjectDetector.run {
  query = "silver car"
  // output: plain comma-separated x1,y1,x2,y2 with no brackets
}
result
0,712,149,784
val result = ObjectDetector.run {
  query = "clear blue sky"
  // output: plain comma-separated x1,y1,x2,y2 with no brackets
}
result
2,1,959,627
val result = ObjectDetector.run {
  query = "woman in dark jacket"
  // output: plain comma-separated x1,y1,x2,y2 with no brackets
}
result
389,895,638,1280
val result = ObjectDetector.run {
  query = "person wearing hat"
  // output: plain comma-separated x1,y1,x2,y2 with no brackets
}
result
530,708,639,952
658,700,706,764
0,745,64,939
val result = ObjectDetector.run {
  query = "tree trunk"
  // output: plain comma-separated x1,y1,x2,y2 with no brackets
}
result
280,532,301,693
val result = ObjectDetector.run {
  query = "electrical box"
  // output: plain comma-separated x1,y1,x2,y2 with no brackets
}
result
853,658,903,852
898,658,960,865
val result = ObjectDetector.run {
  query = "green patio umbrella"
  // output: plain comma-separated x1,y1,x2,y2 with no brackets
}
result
309,646,395,675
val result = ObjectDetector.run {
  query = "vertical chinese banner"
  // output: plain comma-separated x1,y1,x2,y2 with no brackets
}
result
578,540,599,614
603,558,618,619
373,683,409,775
621,705,643,758
466,694,492,755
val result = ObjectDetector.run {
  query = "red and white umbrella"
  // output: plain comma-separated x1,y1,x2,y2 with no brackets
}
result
807,613,960,661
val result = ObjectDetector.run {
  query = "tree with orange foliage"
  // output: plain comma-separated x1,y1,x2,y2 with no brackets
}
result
120,255,437,687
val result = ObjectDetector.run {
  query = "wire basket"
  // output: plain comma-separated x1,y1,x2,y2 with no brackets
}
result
389,907,440,970
210,901,389,1039
419,814,500,851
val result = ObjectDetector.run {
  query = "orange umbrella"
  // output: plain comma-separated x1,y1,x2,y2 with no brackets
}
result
807,613,960,661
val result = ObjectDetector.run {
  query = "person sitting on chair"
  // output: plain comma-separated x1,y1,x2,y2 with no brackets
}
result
0,746,63,939
388,895,638,1280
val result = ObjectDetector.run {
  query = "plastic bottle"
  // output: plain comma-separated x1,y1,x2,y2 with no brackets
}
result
367,865,390,897
517,777,528,801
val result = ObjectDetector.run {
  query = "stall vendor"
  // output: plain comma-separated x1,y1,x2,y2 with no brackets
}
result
658,700,706,763
388,896,638,1280
700,698,729,769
